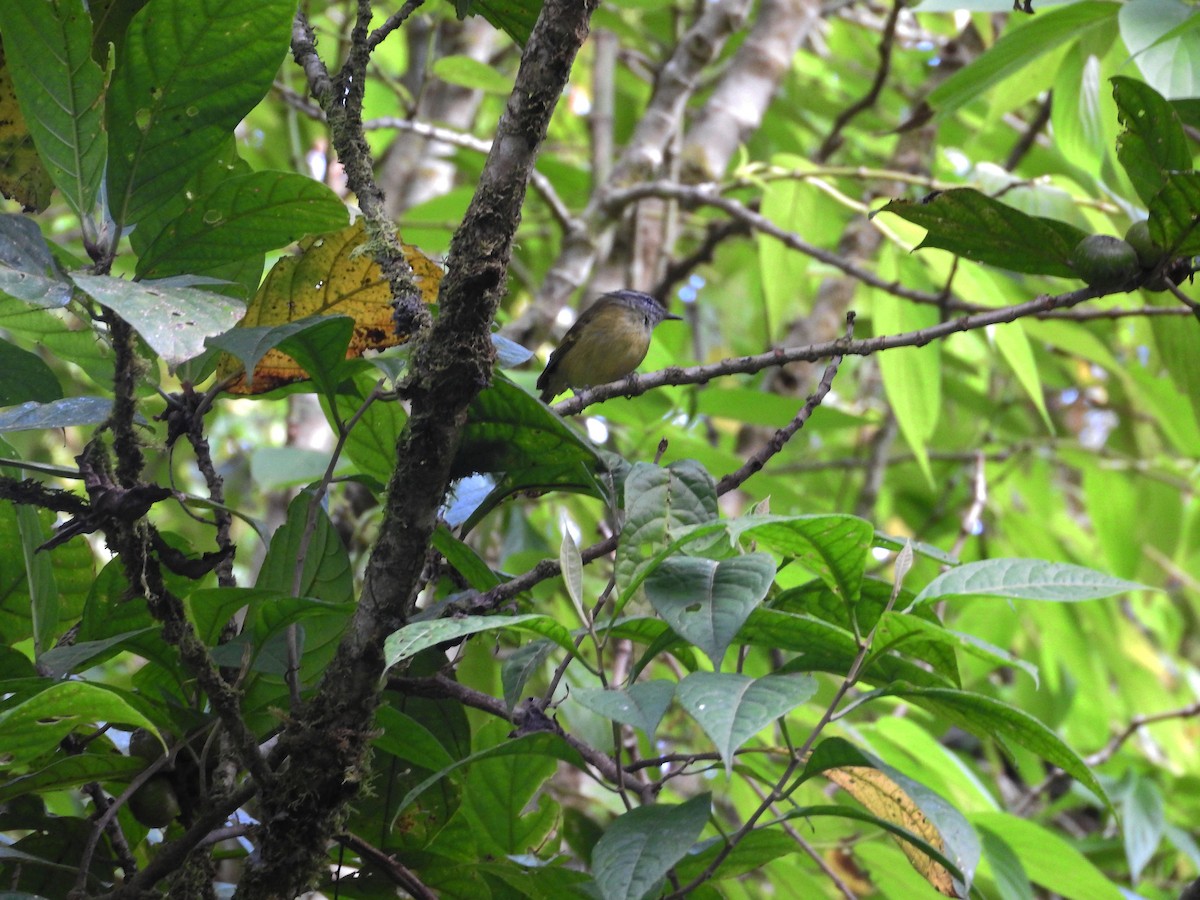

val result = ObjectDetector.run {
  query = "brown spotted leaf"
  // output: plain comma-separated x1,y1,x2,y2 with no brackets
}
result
0,42,54,212
825,766,959,896
217,219,441,394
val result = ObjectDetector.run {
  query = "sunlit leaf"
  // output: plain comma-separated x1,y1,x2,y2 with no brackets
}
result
216,219,441,393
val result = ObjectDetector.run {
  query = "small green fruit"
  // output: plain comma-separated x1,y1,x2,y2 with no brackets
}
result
1070,234,1140,289
128,728,165,763
127,775,181,828
1123,220,1168,269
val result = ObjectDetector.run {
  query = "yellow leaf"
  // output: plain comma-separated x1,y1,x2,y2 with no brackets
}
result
218,219,441,394
0,42,53,212
826,766,960,897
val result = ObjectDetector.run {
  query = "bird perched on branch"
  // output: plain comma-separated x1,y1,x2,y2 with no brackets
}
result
536,289,681,403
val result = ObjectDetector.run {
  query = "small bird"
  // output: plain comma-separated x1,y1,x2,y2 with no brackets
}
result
536,290,681,403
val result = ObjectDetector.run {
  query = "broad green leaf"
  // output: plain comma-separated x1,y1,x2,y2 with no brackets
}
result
459,721,558,856
877,189,1087,278
373,705,456,771
572,681,675,738
71,274,246,368
36,629,155,679
0,215,73,308
676,671,817,772
1051,44,1118,179
105,0,296,227
185,587,283,646
1148,171,1200,257
135,171,348,279
385,614,577,666
456,0,541,46
1113,75,1191,205
431,55,514,94
0,752,145,804
432,526,502,591
0,297,111,386
0,397,114,433
616,460,719,601
500,639,555,711
927,2,1119,116
256,493,353,604
1120,0,1200,97
735,515,873,607
206,314,349,393
970,813,1123,900
452,374,606,532
0,340,60,407
672,830,801,884
1118,771,1165,883
0,682,159,770
0,0,105,220
976,826,1034,900
644,554,775,669
591,793,711,900
992,323,1052,432
1150,295,1200,425
274,316,356,402
913,558,1146,604
393,731,587,819
333,369,406,487
883,685,1108,810
743,607,954,688
874,280,939,485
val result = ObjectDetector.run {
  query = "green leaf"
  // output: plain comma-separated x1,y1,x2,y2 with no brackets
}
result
970,812,1123,900
70,274,246,368
591,793,711,900
735,515,873,607
572,681,675,738
36,629,156,679
676,671,817,772
874,282,939,485
385,614,577,667
1119,0,1200,97
1148,171,1200,257
883,685,1109,810
500,639,554,711
431,55,514,94
0,340,60,407
644,554,775,669
105,0,296,227
877,189,1087,278
451,374,606,531
1113,76,1191,206
135,171,348,279
0,0,106,221
274,316,356,402
616,460,719,602
741,607,953,688
0,682,159,770
976,826,1034,900
0,215,73,308
913,558,1146,604
453,0,541,46
992,323,1052,432
1118,771,1165,883
394,731,587,820
927,2,1119,116
432,526,502,591
0,397,114,433
256,493,353,604
459,721,558,856
0,752,145,804
373,705,457,771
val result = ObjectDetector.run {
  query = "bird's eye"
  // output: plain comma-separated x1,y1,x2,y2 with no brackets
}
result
644,315,650,326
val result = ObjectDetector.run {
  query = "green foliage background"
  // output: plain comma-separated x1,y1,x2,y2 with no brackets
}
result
0,0,1197,898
